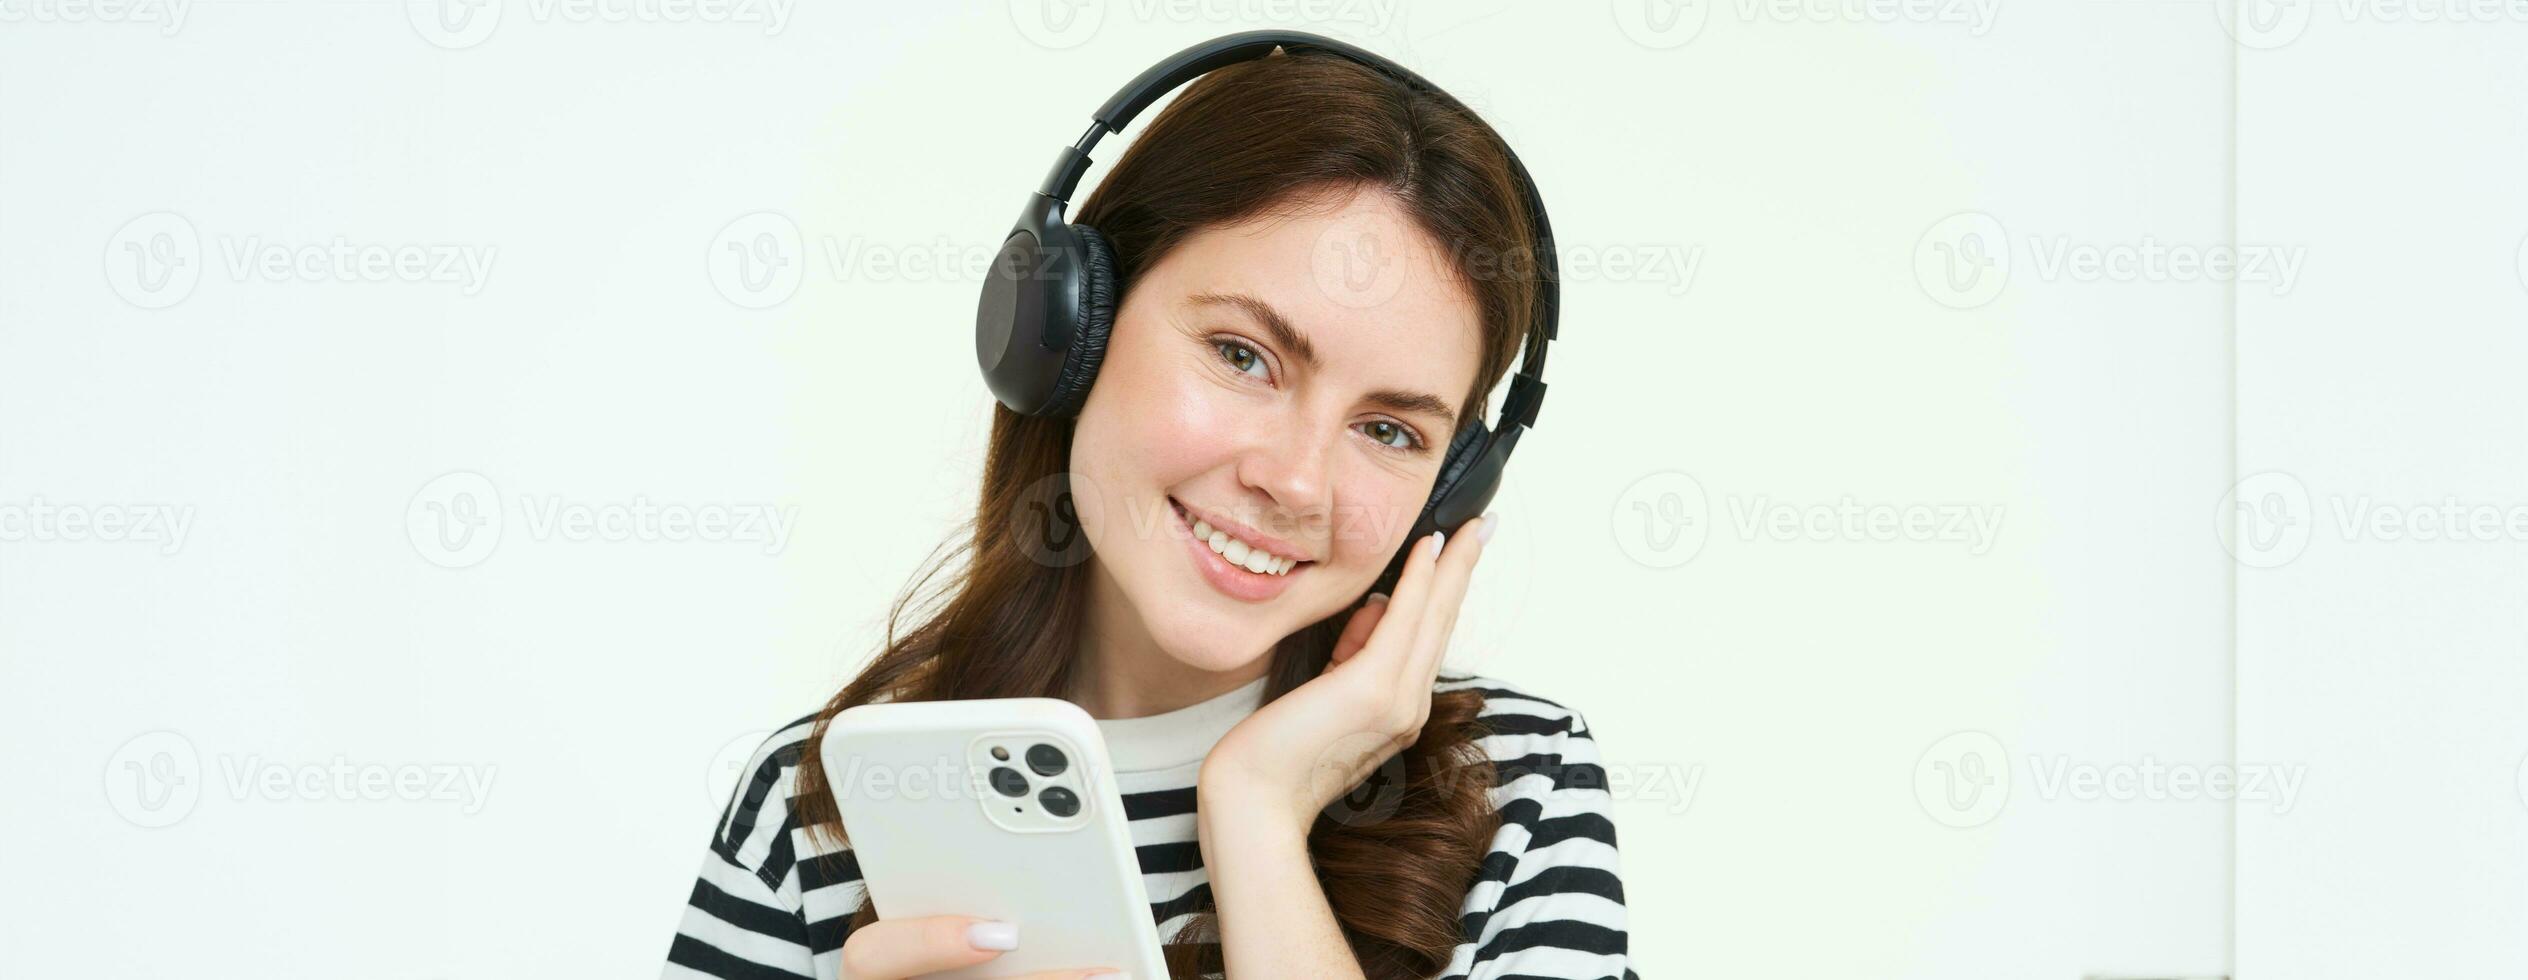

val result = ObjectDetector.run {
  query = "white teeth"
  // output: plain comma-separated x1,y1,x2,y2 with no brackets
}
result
1185,509,1300,576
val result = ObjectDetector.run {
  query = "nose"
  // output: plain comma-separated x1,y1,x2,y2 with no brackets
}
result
1235,408,1332,536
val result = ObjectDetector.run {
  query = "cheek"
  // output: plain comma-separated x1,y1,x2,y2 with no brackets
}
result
1342,468,1428,565
1073,353,1239,501
1125,370,1240,482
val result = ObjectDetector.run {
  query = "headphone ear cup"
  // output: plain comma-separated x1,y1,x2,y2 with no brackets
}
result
1369,421,1493,596
1042,224,1120,418
1423,421,1493,524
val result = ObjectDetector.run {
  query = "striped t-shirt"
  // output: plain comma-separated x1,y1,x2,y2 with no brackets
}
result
663,670,1636,979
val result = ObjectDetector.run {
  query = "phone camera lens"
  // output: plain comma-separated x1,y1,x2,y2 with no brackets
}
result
1038,785,1079,817
1025,743,1068,777
988,766,1028,797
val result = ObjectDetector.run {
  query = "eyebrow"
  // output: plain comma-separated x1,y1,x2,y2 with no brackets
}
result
1187,291,1459,431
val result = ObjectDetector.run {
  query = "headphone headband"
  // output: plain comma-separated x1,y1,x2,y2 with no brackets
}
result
1034,30,1556,433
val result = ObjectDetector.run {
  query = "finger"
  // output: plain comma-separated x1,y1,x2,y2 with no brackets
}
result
1364,530,1445,669
1409,511,1495,679
1329,593,1390,666
838,915,1014,980
1009,971,1124,980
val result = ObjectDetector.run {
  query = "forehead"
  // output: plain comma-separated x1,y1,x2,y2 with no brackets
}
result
1136,188,1484,403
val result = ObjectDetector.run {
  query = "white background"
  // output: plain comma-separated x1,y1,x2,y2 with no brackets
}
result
1,1,2520,978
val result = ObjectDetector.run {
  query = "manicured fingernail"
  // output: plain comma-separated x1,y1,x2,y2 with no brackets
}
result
1366,592,1390,605
967,920,1018,951
1476,510,1501,543
1430,530,1445,555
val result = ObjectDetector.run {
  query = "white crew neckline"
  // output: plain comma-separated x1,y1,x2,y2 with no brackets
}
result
1091,673,1271,775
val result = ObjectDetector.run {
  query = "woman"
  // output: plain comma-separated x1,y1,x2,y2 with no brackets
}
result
664,44,1633,980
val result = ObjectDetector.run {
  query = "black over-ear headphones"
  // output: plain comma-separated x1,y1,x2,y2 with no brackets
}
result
975,29,1557,594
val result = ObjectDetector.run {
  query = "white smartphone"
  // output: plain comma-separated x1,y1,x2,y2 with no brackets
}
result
821,695,1170,980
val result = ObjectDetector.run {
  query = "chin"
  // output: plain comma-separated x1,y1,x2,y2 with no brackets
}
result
1146,604,1285,672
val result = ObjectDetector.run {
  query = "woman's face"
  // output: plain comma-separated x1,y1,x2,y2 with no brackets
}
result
1068,186,1484,673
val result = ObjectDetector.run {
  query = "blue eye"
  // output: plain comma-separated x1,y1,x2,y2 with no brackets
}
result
1215,339,1270,381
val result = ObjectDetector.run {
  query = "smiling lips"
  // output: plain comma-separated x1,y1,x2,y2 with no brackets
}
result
1169,497,1313,602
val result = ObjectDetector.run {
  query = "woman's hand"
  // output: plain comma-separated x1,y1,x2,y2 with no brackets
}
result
1198,512,1497,835
837,914,1118,980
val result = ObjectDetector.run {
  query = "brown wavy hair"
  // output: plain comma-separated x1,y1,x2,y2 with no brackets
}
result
794,46,1544,980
